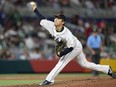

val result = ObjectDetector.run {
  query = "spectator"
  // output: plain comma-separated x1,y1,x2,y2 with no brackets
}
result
85,22,93,37
29,48,42,60
0,7,6,26
71,0,82,7
59,0,71,7
84,0,95,9
24,36,36,50
19,48,29,60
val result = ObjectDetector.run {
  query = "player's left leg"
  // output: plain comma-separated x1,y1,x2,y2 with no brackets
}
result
76,51,116,78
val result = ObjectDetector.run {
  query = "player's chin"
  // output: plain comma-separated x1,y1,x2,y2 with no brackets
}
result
54,24,58,26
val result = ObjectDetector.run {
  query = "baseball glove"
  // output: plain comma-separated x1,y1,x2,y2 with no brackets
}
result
55,37,66,57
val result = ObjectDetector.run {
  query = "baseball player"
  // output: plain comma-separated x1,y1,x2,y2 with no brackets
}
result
30,2,116,86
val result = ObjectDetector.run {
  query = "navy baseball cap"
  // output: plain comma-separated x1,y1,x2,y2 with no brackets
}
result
55,13,66,21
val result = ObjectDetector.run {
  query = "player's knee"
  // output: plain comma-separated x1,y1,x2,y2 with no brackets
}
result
80,62,91,68
79,62,86,67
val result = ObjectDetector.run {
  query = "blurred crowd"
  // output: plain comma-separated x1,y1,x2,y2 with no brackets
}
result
0,0,116,60
0,0,116,9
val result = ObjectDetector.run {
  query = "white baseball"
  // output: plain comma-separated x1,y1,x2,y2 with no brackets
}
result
30,2,35,6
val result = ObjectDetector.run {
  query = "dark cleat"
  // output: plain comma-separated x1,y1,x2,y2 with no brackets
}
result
39,80,54,86
108,66,116,79
111,73,116,79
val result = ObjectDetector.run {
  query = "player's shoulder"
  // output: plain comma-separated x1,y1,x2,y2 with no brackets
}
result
65,26,74,36
64,26,71,32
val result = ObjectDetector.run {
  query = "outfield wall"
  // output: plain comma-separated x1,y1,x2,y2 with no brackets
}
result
0,59,116,73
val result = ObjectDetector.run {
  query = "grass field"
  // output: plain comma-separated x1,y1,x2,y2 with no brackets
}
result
0,73,107,86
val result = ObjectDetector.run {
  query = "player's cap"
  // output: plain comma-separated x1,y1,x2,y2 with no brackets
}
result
55,13,66,21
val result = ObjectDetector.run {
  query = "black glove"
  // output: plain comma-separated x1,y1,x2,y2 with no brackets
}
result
55,37,66,57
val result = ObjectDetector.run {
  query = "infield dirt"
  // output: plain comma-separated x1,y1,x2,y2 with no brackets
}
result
0,74,116,87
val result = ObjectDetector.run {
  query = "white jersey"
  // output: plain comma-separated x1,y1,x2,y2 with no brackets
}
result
40,19,81,49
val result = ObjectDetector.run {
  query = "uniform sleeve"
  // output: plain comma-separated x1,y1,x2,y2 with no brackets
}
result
40,19,54,36
34,8,45,21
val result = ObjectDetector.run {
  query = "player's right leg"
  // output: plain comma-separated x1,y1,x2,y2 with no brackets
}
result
76,51,116,79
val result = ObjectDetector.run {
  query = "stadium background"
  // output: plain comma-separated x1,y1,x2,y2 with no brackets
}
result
0,0,116,73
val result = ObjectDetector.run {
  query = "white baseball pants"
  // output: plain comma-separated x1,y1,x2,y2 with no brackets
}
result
46,45,109,82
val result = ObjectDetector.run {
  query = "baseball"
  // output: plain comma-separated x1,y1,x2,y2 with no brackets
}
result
30,2,35,6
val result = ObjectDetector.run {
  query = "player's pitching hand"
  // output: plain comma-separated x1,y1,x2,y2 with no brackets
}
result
30,2,37,11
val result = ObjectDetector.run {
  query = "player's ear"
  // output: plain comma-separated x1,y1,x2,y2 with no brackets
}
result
62,21,65,25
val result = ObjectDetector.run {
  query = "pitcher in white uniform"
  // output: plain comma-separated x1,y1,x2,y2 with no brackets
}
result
29,2,116,86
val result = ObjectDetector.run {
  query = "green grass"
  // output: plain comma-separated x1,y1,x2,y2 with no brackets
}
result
0,80,40,86
0,73,107,86
0,74,43,86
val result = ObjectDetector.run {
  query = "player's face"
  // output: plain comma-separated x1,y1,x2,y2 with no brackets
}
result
54,18,64,26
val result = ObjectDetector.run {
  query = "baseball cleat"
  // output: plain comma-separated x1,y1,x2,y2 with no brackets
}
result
108,66,116,79
111,73,116,79
39,80,54,86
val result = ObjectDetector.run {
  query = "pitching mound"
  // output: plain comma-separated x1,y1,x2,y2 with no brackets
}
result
4,77,116,87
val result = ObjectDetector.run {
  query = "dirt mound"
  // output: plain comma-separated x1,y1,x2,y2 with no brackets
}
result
4,77,116,87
